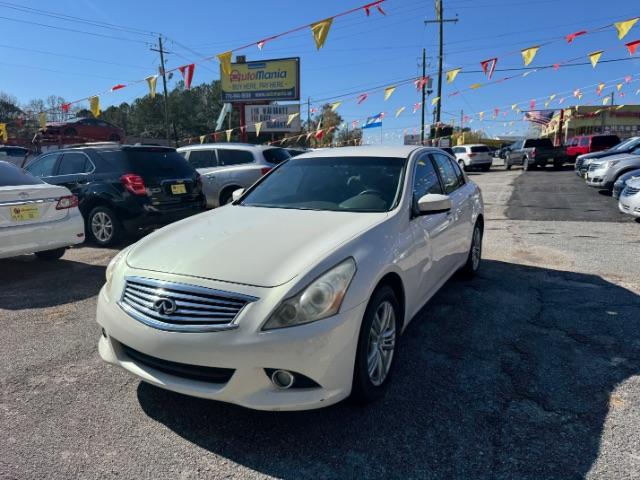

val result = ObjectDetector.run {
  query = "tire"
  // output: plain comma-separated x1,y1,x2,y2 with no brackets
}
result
35,247,66,261
219,187,240,206
506,162,512,171
553,160,563,170
459,221,483,279
87,206,123,246
458,160,466,172
482,164,491,172
523,157,529,171
352,285,400,403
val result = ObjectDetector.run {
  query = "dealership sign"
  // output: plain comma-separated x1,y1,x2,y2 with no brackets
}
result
244,105,301,132
221,58,300,102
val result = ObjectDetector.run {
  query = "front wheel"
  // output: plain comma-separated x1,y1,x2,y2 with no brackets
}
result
352,285,399,403
35,247,66,261
523,157,530,171
459,221,483,279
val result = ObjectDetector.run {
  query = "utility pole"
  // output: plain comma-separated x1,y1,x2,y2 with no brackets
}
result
421,48,427,145
425,0,458,137
151,36,173,146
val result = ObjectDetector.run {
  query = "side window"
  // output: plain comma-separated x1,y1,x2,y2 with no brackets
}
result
413,155,443,198
58,152,91,175
512,141,522,150
452,147,463,154
579,137,589,146
449,158,466,185
187,150,217,169
432,153,461,194
25,153,60,177
218,149,254,166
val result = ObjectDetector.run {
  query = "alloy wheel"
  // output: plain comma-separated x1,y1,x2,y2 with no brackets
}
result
91,212,114,243
367,300,396,386
471,226,482,271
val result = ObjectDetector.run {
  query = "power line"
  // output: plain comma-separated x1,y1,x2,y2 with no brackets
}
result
0,15,152,45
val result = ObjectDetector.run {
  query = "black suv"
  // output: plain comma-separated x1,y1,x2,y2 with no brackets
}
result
25,145,205,246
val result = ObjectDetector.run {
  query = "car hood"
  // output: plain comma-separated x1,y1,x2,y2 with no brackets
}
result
626,177,640,189
578,150,615,161
591,153,639,167
126,205,387,287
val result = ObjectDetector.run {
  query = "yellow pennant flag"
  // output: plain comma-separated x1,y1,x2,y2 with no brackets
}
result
146,75,158,98
614,18,639,40
549,94,556,101
217,51,233,75
446,68,461,84
287,112,299,126
89,96,100,117
544,101,550,107
603,97,611,105
617,83,623,92
521,46,539,66
431,96,440,106
589,50,603,68
310,18,333,50
479,111,485,120
511,103,518,110
226,129,233,142
384,86,396,100
199,135,206,144
255,122,263,137
330,101,341,112
470,83,482,90
395,106,406,118
39,112,47,129
0,123,7,142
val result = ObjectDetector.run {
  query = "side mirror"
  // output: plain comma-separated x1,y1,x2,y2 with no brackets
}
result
417,194,451,214
231,188,245,202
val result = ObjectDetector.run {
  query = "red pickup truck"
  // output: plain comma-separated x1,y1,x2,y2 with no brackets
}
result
565,134,620,161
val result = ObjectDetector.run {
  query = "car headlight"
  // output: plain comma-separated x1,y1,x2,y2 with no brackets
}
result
262,258,357,330
606,160,621,168
105,247,130,287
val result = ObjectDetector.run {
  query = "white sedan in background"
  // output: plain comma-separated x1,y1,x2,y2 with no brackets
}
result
618,177,640,218
0,161,85,260
97,146,484,411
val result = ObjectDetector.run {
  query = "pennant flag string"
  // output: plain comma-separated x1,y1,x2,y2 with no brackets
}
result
614,18,639,40
589,50,603,68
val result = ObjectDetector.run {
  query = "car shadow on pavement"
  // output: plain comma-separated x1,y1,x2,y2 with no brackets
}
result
0,257,105,309
137,259,640,479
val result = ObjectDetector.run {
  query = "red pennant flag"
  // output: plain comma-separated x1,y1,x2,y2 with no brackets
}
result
625,75,633,83
377,4,386,15
480,58,497,79
310,107,318,114
61,103,70,113
565,30,587,43
530,99,536,110
364,2,385,16
414,76,429,91
553,63,560,71
494,108,500,117
626,40,640,55
111,84,126,92
357,93,368,104
351,120,359,128
257,40,266,50
178,64,195,90
412,103,421,113
315,129,325,141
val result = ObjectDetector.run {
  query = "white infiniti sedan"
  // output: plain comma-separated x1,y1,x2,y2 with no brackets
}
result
0,161,85,260
97,146,484,411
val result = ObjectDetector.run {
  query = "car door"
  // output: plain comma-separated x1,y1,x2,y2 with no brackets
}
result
409,153,456,303
186,149,219,205
47,152,94,196
508,141,523,164
432,152,470,269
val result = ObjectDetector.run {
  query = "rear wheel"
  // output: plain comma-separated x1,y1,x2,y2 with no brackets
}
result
35,248,66,261
352,285,399,403
459,221,483,279
87,206,123,246
219,186,240,206
523,157,530,171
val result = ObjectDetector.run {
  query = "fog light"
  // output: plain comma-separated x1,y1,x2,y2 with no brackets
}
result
271,369,295,389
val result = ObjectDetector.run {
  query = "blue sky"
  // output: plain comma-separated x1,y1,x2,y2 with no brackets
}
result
1,0,639,143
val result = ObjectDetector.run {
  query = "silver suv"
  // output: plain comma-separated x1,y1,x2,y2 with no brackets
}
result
177,144,290,207
586,153,640,192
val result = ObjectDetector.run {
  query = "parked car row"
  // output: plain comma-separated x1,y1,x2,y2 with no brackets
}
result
574,137,640,220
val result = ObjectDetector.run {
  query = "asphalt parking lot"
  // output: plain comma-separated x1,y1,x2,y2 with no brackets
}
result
2,164,639,479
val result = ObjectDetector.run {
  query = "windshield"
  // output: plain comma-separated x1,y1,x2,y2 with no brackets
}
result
612,137,640,151
240,156,406,212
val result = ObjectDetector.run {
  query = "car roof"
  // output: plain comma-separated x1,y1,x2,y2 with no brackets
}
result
51,144,175,153
177,143,281,152
456,144,487,147
292,145,426,159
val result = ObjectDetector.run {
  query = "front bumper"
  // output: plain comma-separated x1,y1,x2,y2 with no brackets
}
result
618,198,640,217
586,170,612,189
96,275,366,411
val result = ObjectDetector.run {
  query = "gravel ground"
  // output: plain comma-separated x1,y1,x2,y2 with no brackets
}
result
1,164,639,479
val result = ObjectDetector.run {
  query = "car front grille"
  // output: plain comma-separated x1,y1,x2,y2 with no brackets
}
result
118,276,257,333
575,158,584,170
622,185,640,196
120,342,235,383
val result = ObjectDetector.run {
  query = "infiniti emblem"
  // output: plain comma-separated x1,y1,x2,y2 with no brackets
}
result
153,297,177,315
